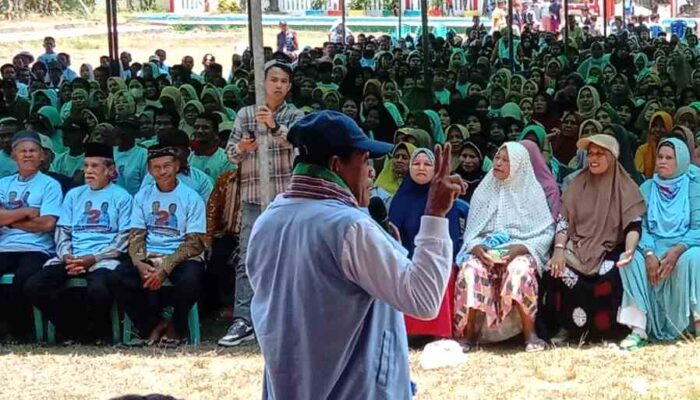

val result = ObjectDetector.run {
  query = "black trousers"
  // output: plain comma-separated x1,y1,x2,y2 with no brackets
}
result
110,259,204,337
0,251,49,337
202,234,237,312
25,264,113,339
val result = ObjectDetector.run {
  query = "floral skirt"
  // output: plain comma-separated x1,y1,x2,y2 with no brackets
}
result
454,255,538,340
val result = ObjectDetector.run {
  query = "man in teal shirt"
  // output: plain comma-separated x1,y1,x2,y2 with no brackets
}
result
112,116,148,195
189,112,236,184
0,118,19,178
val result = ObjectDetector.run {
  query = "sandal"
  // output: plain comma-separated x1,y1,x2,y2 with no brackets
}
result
620,333,648,351
525,338,547,353
459,341,477,353
158,337,184,349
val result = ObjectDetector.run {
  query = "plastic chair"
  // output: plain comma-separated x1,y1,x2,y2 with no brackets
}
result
0,273,44,343
121,280,201,346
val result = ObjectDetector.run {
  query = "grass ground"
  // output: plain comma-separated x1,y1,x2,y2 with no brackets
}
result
3,20,700,400
4,337,700,399
0,26,363,75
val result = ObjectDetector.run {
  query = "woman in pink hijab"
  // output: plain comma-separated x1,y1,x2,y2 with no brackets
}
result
521,140,562,219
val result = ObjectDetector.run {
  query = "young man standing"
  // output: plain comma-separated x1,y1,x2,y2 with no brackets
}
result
189,112,236,184
0,131,63,338
37,37,58,67
112,116,148,196
111,144,206,346
26,143,132,342
219,60,304,347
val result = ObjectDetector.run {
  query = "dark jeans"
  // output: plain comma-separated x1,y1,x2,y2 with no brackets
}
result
110,259,204,337
203,234,237,313
25,264,113,339
233,202,261,323
0,251,49,336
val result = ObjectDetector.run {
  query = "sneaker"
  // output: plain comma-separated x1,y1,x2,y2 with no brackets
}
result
218,318,255,347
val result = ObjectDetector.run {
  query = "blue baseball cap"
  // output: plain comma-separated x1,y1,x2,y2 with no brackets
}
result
289,110,393,158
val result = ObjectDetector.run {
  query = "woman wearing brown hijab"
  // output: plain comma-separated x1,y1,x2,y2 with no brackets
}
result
540,134,646,342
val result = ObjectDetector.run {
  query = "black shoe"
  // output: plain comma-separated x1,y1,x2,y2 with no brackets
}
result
218,318,255,347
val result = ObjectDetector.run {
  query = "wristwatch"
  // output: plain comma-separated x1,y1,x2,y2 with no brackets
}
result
270,122,280,134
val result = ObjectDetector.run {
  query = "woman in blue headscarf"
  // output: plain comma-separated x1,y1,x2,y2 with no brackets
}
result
618,138,700,350
423,110,446,145
389,148,469,338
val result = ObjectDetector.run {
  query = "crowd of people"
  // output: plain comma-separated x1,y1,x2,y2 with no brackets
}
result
0,14,699,353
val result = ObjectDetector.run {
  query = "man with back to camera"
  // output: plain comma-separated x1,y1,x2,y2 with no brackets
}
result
248,110,466,399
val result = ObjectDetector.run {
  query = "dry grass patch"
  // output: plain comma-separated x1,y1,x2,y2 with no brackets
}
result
2,340,700,399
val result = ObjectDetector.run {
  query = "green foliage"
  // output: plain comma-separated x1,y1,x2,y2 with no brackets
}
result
218,0,241,12
349,0,369,10
430,0,442,7
383,0,396,10
310,0,326,9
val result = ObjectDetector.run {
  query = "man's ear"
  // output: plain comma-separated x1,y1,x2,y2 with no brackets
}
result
328,155,341,174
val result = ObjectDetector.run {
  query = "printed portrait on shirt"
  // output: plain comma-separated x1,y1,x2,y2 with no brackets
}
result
75,200,112,232
147,200,181,237
4,190,31,210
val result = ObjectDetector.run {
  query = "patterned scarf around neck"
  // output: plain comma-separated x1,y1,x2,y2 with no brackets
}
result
284,163,358,208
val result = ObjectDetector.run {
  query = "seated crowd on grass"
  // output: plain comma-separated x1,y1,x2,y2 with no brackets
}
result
0,18,699,351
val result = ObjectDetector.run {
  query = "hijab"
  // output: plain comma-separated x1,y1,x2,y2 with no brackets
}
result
424,110,446,144
445,124,470,170
550,111,581,165
180,100,205,136
375,142,417,195
458,142,555,268
561,137,646,275
389,148,465,258
395,127,433,148
521,140,561,219
454,137,488,202
609,124,643,183
180,84,198,104
637,111,673,178
674,106,698,129
576,85,601,120
646,138,691,238
160,86,183,115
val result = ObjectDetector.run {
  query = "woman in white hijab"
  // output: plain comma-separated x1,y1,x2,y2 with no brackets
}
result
454,142,555,352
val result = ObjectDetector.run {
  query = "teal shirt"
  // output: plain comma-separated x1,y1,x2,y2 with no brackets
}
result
136,137,158,149
435,89,451,105
0,150,17,178
58,183,133,257
188,148,236,184
0,172,63,254
51,152,84,179
115,146,148,195
131,179,206,255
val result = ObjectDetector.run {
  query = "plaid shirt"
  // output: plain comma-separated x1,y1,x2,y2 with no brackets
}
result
226,102,304,205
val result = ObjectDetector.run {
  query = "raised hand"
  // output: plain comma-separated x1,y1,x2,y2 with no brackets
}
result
425,143,468,218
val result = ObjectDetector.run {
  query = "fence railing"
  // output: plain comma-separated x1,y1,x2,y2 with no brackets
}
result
171,0,477,13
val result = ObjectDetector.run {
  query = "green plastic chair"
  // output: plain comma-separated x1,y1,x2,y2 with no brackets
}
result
121,280,201,346
0,273,45,343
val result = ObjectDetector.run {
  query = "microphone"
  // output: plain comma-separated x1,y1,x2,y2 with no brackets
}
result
368,197,392,233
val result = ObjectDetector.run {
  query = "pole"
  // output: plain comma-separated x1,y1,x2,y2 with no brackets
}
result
420,0,431,104
105,0,120,77
603,0,607,36
247,0,254,52
341,0,346,45
250,0,272,210
564,0,569,45
622,0,626,27
398,0,403,40
508,0,514,71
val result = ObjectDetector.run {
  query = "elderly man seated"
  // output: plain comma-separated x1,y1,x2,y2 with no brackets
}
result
111,144,206,347
0,131,63,340
26,143,133,342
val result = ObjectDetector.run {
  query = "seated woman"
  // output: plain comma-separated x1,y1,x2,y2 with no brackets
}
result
454,142,555,352
375,142,416,196
389,148,469,340
618,138,700,349
542,134,646,342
